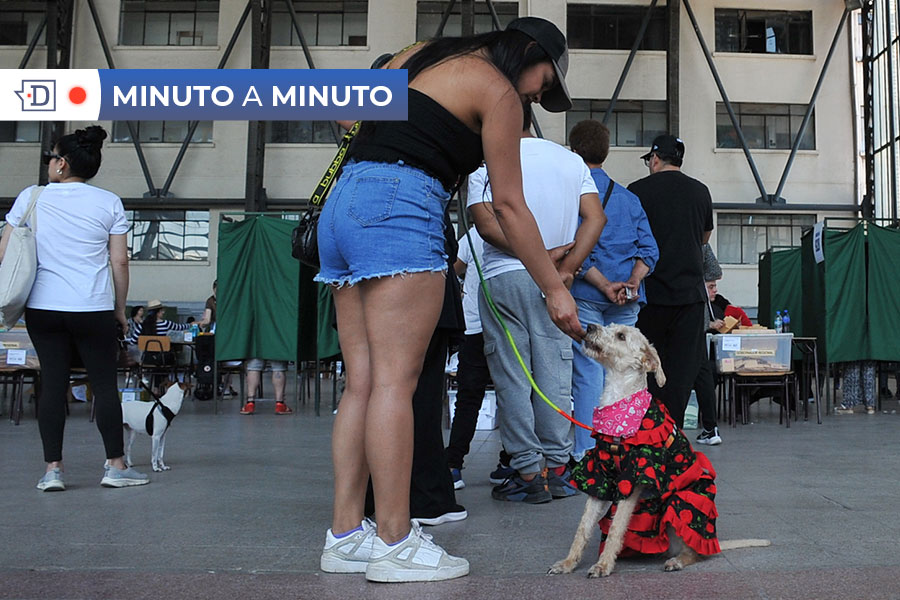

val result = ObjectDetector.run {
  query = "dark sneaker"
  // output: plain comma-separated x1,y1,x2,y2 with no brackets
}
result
414,504,468,526
450,468,465,490
491,471,552,504
696,427,722,446
488,462,515,485
547,466,578,498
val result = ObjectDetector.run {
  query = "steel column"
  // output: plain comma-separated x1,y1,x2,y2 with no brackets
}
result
17,13,46,69
603,0,658,126
244,0,274,212
862,0,876,218
881,0,897,220
682,0,769,203
773,9,851,204
667,0,680,136
84,0,157,197
160,1,253,198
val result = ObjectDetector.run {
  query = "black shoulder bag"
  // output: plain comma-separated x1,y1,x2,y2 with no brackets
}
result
292,121,360,268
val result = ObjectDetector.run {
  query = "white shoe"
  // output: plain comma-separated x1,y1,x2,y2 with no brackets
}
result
320,518,376,573
695,427,722,446
365,521,469,582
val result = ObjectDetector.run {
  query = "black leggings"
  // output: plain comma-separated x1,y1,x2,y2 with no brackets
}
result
25,308,124,463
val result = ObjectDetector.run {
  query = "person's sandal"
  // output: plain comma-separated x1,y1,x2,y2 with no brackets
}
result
240,400,256,415
275,401,293,415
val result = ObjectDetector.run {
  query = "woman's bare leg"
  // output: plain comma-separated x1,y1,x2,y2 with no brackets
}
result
361,272,445,543
331,284,374,535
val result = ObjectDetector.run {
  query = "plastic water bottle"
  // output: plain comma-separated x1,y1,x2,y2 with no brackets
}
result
782,309,791,333
190,322,200,338
774,311,783,333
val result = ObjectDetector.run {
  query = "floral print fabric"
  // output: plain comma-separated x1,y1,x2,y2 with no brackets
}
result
571,398,721,556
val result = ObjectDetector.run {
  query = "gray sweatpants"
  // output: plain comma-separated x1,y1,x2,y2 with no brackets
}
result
479,270,574,475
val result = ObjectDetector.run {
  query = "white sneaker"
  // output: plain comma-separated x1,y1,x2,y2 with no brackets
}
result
696,427,722,446
365,521,469,582
320,518,376,573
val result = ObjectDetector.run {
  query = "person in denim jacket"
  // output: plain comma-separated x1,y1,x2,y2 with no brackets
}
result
567,119,659,460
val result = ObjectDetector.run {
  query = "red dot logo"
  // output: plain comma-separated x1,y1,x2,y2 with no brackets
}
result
68,86,87,104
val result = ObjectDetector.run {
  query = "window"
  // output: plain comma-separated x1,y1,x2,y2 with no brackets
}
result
716,103,814,150
715,9,812,55
567,4,667,51
119,1,219,46
127,210,209,261
0,9,45,45
271,1,367,46
266,121,335,144
112,121,213,143
0,121,41,143
416,1,517,40
566,99,667,147
717,213,815,264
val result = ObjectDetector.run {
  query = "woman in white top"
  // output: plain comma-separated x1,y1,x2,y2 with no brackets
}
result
0,126,149,491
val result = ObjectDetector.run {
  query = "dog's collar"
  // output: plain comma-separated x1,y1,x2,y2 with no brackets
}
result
592,388,652,438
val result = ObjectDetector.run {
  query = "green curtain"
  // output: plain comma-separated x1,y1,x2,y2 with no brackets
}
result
866,224,900,360
823,224,868,363
317,283,341,360
297,264,341,361
216,216,299,361
759,247,804,358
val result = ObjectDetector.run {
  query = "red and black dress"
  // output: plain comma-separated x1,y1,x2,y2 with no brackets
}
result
570,397,720,556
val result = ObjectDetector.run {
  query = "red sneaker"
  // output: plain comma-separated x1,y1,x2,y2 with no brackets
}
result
239,401,255,415
275,401,293,415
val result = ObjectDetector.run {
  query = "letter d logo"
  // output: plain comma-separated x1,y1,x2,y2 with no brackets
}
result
15,80,57,111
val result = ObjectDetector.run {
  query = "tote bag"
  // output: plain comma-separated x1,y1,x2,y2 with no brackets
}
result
0,186,44,328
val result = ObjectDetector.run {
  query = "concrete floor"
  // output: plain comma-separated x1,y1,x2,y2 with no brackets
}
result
2,386,900,600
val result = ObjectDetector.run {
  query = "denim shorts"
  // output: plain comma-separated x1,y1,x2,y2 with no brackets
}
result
245,358,287,372
314,161,451,287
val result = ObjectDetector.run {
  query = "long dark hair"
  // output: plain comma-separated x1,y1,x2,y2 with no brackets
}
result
54,125,107,180
141,309,161,335
403,30,550,90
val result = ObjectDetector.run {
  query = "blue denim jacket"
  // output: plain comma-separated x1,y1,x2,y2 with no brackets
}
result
571,168,659,307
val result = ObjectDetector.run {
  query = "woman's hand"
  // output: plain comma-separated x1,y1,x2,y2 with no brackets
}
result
545,287,584,341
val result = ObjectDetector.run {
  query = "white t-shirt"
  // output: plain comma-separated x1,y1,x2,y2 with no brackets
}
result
466,137,598,280
5,182,128,312
457,227,485,335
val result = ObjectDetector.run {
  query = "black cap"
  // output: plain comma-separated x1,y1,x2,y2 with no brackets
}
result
640,134,686,161
505,17,571,113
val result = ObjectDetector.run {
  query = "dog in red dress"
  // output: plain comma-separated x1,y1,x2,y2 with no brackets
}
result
549,324,766,578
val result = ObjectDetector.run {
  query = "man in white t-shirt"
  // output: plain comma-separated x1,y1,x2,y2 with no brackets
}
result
467,106,606,504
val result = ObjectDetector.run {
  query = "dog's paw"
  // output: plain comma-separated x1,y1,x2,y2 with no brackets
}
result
588,559,614,578
547,559,576,575
159,465,171,471
663,557,684,572
152,465,163,472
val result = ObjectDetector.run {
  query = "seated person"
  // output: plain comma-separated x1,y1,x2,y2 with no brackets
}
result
125,299,208,344
240,359,292,415
706,279,751,331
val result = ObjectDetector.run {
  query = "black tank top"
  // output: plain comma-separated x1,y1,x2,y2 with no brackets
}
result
348,89,484,191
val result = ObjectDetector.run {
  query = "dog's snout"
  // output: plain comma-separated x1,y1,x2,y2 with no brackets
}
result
586,324,600,335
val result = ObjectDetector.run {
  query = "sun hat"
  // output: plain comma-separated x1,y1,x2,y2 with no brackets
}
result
146,299,165,310
505,17,572,112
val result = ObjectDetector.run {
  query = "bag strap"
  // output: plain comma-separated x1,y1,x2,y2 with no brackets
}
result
602,179,615,209
309,122,360,206
306,41,426,208
19,186,44,232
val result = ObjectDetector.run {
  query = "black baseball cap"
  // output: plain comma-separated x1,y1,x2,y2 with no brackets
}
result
640,134,685,161
506,17,572,113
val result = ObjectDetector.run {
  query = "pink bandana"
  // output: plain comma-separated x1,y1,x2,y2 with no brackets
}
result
592,388,652,438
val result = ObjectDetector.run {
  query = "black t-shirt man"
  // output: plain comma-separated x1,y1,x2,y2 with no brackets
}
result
627,135,714,429
627,171,713,306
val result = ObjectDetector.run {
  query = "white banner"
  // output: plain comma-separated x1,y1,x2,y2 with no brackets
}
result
812,221,825,264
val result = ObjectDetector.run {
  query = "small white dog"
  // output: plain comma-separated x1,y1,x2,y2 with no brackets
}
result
122,381,189,472
549,324,768,578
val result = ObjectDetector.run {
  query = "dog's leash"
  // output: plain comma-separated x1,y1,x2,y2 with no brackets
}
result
139,381,177,435
459,207,593,432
